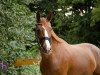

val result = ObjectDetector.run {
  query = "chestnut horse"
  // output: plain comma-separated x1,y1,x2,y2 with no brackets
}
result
35,11,100,75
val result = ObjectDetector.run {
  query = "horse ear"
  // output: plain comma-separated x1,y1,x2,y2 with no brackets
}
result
36,11,40,22
47,11,53,21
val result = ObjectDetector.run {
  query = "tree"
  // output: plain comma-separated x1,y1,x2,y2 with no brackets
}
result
0,0,40,74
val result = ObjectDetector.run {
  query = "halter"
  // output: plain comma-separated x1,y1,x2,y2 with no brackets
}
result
35,23,51,50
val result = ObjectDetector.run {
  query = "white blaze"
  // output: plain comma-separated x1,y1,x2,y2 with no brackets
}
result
42,26,51,51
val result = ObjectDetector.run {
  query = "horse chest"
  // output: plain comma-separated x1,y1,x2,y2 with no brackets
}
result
40,58,60,71
40,54,69,75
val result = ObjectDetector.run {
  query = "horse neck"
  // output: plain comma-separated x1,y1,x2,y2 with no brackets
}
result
51,30,64,43
41,30,68,59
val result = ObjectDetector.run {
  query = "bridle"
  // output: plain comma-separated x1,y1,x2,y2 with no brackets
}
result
35,23,51,50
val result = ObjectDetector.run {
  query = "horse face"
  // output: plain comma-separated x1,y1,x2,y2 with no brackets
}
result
36,11,52,53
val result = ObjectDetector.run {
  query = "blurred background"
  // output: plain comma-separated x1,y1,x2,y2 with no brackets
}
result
0,0,100,75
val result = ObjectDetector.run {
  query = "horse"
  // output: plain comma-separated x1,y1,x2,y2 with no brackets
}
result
35,11,100,75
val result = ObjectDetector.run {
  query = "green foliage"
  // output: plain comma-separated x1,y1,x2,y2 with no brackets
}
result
17,65,41,75
91,8,100,25
0,0,40,74
91,0,100,24
0,0,100,74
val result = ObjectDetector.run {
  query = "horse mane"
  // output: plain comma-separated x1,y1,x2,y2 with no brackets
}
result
51,30,64,43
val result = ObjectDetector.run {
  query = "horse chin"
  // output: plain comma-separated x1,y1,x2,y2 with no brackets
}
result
42,47,51,54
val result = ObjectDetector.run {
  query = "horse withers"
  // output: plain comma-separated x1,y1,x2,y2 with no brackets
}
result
35,11,100,75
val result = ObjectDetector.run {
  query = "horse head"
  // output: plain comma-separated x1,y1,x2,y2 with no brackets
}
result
35,11,53,53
